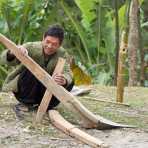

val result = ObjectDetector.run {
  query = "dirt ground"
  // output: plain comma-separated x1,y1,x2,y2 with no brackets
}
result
0,86,148,148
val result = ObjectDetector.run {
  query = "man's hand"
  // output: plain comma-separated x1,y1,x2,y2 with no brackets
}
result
18,45,28,56
52,73,67,86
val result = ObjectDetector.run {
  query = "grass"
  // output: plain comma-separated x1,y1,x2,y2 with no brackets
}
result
57,86,148,129
0,85,148,135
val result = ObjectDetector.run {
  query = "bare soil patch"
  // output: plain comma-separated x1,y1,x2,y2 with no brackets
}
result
0,86,147,148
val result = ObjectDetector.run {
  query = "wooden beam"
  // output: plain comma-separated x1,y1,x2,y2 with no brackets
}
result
36,58,65,123
49,110,109,148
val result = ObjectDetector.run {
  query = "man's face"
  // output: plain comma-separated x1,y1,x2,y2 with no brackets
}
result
42,36,60,55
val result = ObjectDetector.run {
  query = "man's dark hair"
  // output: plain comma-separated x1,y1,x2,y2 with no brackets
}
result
44,25,64,44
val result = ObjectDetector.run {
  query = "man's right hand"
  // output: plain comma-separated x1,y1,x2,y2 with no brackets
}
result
18,45,28,56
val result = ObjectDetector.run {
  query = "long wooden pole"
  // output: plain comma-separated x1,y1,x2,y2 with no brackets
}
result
116,31,127,103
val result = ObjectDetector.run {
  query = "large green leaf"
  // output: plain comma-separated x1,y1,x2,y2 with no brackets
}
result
139,0,145,5
141,21,148,28
60,0,93,65
75,0,98,30
118,4,126,30
94,71,111,85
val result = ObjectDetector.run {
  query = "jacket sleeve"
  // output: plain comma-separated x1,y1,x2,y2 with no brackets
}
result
0,42,33,66
0,49,20,66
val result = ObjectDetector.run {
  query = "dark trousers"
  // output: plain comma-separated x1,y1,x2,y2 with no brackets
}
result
14,69,74,110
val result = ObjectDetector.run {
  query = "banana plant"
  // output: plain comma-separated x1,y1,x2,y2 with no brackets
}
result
59,0,93,65
72,0,116,84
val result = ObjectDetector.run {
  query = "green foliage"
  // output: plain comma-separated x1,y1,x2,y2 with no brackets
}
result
0,0,147,86
0,0,132,84
0,65,8,89
139,0,145,5
75,0,97,30
60,0,117,84
59,0,92,65
118,4,126,29
141,21,148,28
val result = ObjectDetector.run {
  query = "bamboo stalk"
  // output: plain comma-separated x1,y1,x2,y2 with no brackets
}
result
114,0,120,85
116,31,127,103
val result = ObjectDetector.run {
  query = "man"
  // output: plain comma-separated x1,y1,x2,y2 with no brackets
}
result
0,25,74,113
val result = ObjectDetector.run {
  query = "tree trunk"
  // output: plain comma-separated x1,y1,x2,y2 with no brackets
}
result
128,0,139,86
116,31,127,103
140,48,145,86
114,0,119,86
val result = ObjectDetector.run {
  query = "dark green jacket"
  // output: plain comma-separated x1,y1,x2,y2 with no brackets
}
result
0,41,73,92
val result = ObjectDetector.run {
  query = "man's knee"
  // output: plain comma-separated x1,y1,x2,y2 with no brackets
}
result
47,81,74,110
65,80,74,91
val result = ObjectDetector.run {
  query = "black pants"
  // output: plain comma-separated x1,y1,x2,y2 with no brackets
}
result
14,69,74,110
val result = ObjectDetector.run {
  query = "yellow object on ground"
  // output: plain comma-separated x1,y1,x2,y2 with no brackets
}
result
70,60,92,86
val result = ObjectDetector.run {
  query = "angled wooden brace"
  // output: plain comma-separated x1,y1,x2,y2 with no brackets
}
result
36,58,65,123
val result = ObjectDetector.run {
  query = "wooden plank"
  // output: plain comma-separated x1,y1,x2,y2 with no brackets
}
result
36,58,65,123
0,33,132,129
49,110,109,148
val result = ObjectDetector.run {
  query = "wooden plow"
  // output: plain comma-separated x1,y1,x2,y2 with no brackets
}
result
0,34,133,147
